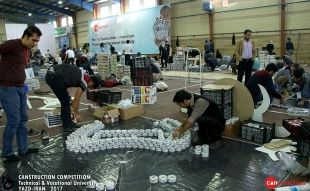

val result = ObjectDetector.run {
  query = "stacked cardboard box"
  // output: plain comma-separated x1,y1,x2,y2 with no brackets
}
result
258,51,276,69
25,79,40,90
110,54,117,74
131,85,157,104
97,53,110,77
38,70,46,80
169,47,185,71
44,109,76,128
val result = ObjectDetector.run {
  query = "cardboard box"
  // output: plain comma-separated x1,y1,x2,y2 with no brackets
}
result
222,119,240,136
131,85,157,95
93,106,120,124
110,103,144,120
132,94,157,104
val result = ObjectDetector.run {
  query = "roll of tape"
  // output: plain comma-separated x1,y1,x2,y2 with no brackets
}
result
159,175,167,183
149,175,158,183
96,182,105,191
167,175,176,183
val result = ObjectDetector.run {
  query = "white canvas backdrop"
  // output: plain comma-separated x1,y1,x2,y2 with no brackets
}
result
35,24,56,57
5,24,28,40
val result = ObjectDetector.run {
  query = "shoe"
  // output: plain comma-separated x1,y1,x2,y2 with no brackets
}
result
69,122,80,129
41,129,49,140
19,148,39,156
2,154,20,161
28,128,41,138
62,127,75,132
209,139,225,150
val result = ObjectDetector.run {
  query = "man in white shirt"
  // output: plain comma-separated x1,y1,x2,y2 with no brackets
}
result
63,47,75,65
123,40,132,65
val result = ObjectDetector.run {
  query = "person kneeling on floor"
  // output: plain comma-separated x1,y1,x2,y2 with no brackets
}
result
286,68,310,106
246,63,284,105
45,64,99,132
172,90,226,149
274,64,299,94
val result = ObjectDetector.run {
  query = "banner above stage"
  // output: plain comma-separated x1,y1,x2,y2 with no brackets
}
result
88,4,171,54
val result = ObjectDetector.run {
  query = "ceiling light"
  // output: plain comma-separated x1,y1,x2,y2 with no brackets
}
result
58,1,62,4
64,7,69,9
28,13,32,16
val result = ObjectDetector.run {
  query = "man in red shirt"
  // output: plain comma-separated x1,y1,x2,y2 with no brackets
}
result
0,26,42,161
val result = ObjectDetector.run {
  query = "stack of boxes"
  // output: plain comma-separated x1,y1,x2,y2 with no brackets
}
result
110,54,117,75
25,79,40,90
38,70,46,80
169,47,185,71
131,85,157,104
132,56,153,86
258,51,276,69
124,65,131,77
97,53,110,77
116,65,125,79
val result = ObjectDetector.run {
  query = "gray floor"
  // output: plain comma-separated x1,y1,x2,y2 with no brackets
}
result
3,117,288,191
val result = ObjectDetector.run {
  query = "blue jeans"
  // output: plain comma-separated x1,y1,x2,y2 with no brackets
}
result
296,85,310,99
0,86,28,156
254,83,277,104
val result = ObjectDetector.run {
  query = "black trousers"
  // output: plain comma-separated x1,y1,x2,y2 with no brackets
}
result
45,73,72,127
161,54,168,68
196,116,225,143
237,59,254,85
125,54,131,66
68,58,74,65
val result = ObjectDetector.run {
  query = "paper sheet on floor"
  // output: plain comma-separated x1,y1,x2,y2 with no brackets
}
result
255,139,297,161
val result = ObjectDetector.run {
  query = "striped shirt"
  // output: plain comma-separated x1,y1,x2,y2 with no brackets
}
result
0,39,29,87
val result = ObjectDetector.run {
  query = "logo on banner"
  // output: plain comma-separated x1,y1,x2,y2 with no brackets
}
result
153,18,169,41
92,22,109,35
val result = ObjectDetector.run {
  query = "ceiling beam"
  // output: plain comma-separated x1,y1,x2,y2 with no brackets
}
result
22,0,73,17
0,11,45,23
65,0,94,12
0,2,56,21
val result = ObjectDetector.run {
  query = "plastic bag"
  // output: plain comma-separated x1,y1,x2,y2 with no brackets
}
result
278,151,310,176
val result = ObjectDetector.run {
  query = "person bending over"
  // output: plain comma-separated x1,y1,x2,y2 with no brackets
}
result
246,63,284,105
45,64,99,132
274,64,299,93
172,90,226,150
286,68,310,106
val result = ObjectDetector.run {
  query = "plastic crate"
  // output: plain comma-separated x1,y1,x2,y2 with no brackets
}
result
132,67,153,77
297,137,310,157
200,88,233,119
98,90,122,105
132,77,153,86
200,88,232,105
134,57,150,68
282,117,304,139
217,103,232,120
86,89,99,102
240,118,275,144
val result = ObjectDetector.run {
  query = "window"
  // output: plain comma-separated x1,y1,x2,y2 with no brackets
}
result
111,3,120,15
144,0,156,8
53,21,57,28
61,17,67,27
68,16,73,25
130,0,140,12
101,6,109,18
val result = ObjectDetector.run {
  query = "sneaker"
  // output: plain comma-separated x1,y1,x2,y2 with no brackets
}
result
209,139,225,150
28,128,41,138
2,154,20,161
41,129,49,140
62,126,75,132
19,148,39,156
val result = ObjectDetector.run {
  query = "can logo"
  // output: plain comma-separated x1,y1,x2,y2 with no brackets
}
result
153,19,169,41
264,176,277,189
